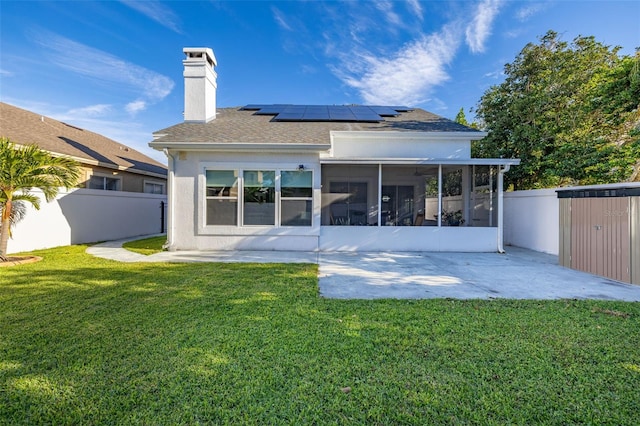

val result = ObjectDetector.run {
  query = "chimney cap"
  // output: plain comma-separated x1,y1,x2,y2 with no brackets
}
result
183,47,217,67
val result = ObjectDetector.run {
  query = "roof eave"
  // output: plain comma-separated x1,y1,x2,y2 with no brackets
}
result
16,144,168,179
149,141,331,152
320,158,520,165
330,130,489,141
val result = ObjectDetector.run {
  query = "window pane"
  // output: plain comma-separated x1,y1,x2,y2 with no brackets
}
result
206,170,238,196
244,170,275,188
281,170,312,197
105,177,119,191
281,200,312,226
145,182,163,194
243,170,275,225
321,165,378,226
281,170,312,187
206,199,238,225
89,176,104,190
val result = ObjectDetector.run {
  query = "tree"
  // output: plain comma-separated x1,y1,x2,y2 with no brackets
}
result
0,137,81,261
474,31,640,190
454,107,479,129
454,107,469,126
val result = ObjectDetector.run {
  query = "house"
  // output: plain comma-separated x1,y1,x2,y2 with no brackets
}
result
0,102,167,193
1,101,168,254
150,47,519,252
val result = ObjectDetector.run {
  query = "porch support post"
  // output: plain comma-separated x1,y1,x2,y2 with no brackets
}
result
377,163,382,227
497,164,511,253
437,164,442,227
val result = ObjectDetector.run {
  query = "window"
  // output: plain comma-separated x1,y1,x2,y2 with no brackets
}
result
206,170,238,225
204,168,313,228
144,181,165,194
89,175,121,191
281,170,312,226
243,170,275,225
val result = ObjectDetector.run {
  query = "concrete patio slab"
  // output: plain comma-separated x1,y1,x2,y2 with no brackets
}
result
318,248,640,301
87,236,640,301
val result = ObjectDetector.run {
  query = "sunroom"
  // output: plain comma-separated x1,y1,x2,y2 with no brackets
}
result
319,161,518,252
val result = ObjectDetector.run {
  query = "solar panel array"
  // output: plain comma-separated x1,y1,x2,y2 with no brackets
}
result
241,104,413,122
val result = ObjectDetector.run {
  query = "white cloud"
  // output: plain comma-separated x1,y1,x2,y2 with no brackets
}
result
126,100,147,115
406,0,424,20
32,31,174,108
67,104,112,117
272,6,293,31
465,0,503,53
516,3,548,22
120,0,182,33
338,25,460,106
0,68,13,77
375,1,402,27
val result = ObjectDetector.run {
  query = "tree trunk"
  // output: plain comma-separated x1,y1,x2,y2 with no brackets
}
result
0,200,12,261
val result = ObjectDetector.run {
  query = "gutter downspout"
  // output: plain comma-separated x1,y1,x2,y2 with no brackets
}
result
497,164,511,253
162,149,175,250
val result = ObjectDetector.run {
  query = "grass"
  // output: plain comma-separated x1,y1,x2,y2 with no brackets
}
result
122,235,166,255
1,245,640,424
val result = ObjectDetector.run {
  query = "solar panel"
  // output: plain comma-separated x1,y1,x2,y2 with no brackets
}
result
328,106,356,121
241,104,410,122
254,105,290,115
349,106,382,122
370,106,401,116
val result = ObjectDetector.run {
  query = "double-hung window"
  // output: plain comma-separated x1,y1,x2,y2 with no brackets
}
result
243,170,276,225
281,170,312,226
205,170,238,225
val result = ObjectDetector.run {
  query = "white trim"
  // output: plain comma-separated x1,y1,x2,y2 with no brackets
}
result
143,179,166,194
330,130,488,141
88,172,122,191
320,158,520,165
197,163,319,235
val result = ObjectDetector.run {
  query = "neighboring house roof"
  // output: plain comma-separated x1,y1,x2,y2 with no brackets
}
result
152,105,481,146
0,102,167,178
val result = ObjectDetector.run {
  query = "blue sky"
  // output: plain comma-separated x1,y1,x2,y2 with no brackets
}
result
1,1,638,164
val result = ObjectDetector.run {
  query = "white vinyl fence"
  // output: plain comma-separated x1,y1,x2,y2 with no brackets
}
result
503,188,559,255
6,188,167,254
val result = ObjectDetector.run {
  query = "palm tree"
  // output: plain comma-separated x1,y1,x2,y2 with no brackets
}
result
0,137,81,261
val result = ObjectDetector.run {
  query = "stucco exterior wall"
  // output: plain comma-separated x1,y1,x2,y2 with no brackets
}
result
329,132,472,159
168,150,321,251
320,226,498,252
503,188,559,255
7,188,167,254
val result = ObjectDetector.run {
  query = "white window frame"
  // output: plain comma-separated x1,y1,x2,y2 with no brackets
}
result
280,169,313,227
143,179,166,194
89,173,122,191
198,164,316,233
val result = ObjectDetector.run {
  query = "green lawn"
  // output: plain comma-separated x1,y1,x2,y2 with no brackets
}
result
1,245,640,424
122,235,166,255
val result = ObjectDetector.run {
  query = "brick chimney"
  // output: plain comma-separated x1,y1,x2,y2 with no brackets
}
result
183,47,217,122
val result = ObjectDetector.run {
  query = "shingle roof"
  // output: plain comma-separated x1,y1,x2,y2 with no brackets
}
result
152,106,481,145
0,102,167,177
